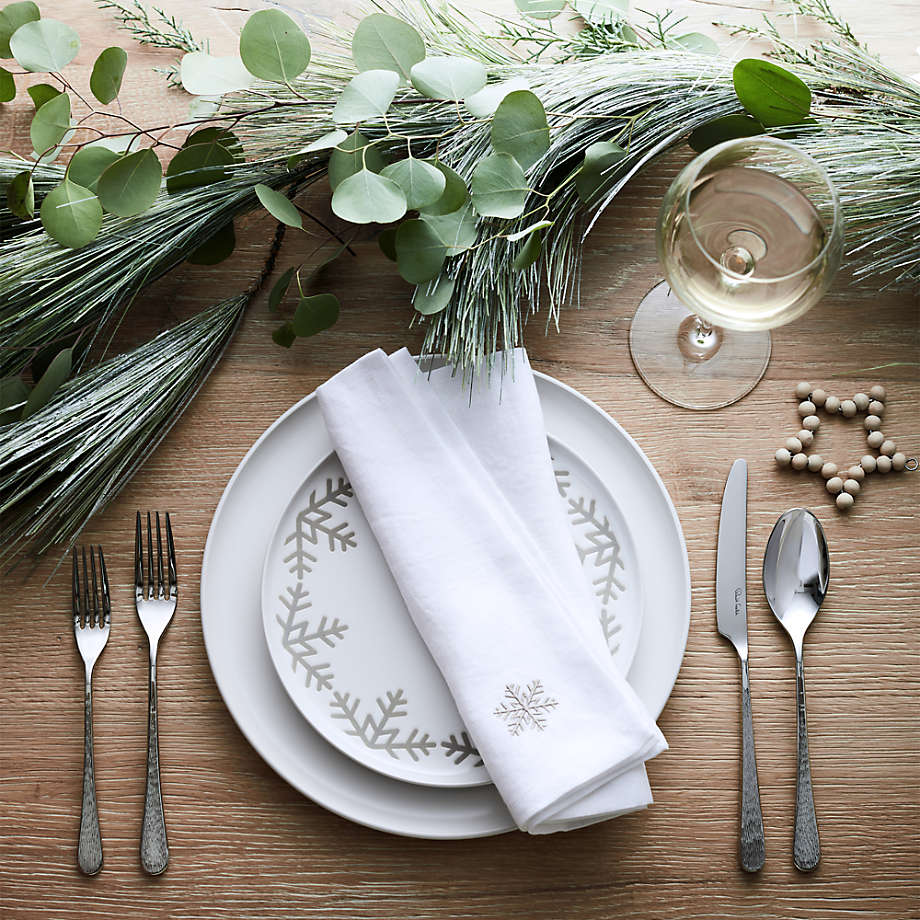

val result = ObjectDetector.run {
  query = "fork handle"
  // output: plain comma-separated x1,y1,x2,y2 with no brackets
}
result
140,658,169,875
78,674,103,876
794,649,820,871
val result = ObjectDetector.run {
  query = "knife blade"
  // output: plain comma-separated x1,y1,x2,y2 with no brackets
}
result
716,458,765,873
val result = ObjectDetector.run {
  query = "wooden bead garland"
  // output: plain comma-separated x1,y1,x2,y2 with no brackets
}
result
775,382,917,511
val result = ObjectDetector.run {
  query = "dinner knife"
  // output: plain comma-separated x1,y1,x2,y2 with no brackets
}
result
717,458,765,873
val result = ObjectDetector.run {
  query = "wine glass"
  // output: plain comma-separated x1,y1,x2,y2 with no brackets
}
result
629,136,843,410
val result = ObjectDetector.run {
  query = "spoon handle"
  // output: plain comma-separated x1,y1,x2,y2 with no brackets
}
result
794,651,820,871
739,656,765,872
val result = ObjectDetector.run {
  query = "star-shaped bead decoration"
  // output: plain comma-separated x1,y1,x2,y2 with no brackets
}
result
775,382,914,511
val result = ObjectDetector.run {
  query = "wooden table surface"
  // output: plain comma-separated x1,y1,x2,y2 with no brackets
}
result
1,1,918,918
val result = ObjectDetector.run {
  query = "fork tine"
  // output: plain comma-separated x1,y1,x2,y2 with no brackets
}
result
165,512,177,595
155,511,165,600
81,547,90,627
98,547,111,626
135,511,144,601
72,548,81,626
146,512,154,603
89,547,100,627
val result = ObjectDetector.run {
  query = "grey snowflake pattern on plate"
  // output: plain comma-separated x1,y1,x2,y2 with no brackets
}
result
494,680,559,735
330,689,437,761
283,477,355,577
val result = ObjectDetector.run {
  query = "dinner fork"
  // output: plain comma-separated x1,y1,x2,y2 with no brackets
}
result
135,511,177,875
72,546,110,876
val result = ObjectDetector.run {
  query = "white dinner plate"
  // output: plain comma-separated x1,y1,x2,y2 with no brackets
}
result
201,370,690,838
260,438,643,788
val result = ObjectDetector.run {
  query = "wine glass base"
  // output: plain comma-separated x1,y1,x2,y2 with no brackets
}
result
629,281,772,410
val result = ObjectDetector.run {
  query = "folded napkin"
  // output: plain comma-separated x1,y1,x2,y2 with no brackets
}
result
317,348,666,833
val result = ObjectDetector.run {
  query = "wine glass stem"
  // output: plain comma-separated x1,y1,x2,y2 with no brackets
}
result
678,312,723,362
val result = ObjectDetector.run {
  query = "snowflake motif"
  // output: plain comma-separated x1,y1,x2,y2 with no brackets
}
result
494,680,559,736
330,688,437,761
440,731,483,766
283,477,356,578
275,582,348,692
566,496,626,605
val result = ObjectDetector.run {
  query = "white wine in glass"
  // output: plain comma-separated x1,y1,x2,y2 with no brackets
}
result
629,137,843,410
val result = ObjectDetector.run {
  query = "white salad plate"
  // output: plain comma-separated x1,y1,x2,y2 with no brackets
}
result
260,438,643,788
201,369,690,838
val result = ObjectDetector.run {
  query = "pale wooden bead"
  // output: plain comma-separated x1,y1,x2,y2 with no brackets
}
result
786,437,803,453
868,400,885,416
807,454,825,472
880,439,896,456
848,465,866,482
775,448,792,467
864,414,881,431
821,461,838,479
861,454,877,472
867,430,885,449
853,392,870,411
840,399,857,417
869,384,886,401
797,429,814,447
892,452,907,471
811,388,827,407
826,476,844,494
843,478,860,495
876,455,893,473
802,415,821,431
795,381,812,399
798,400,816,417
791,452,809,470
824,395,841,413
836,492,855,510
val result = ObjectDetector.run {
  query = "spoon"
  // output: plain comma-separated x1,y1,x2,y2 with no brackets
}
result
763,508,829,872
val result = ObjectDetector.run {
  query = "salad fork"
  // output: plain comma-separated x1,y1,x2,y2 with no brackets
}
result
135,511,177,875
72,546,111,876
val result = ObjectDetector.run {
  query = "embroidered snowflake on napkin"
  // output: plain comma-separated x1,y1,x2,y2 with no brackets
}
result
494,681,559,736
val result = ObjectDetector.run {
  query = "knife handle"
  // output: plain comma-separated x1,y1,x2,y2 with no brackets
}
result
739,656,765,872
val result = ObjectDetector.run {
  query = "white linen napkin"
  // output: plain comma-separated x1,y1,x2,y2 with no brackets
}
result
317,347,666,833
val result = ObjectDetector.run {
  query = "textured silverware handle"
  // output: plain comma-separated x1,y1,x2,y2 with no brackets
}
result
739,658,765,872
140,664,169,875
794,652,820,871
78,676,103,876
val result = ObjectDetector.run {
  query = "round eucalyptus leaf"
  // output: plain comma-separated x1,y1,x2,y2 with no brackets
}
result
268,265,296,312
331,168,406,225
413,275,454,315
29,90,69,158
10,18,79,72
514,0,565,20
180,51,253,96
293,293,340,336
410,56,486,101
470,152,528,219
395,218,447,283
490,89,550,171
733,58,811,128
7,169,33,218
575,139,626,203
183,126,243,159
573,0,628,23
333,69,399,124
380,157,445,210
90,45,127,104
40,180,102,248
672,32,719,55
418,161,468,216
0,375,30,425
0,1,40,58
512,230,542,270
255,183,302,228
421,203,477,254
688,114,763,152
296,129,347,155
0,65,13,101
506,219,552,241
378,225,398,261
66,145,120,192
166,140,234,193
96,148,162,217
328,130,385,189
21,346,71,420
239,9,310,83
272,321,296,348
465,76,529,118
27,82,60,109
352,13,424,81
187,220,235,264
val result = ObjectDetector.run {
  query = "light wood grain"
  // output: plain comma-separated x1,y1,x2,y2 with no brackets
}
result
1,2,918,918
